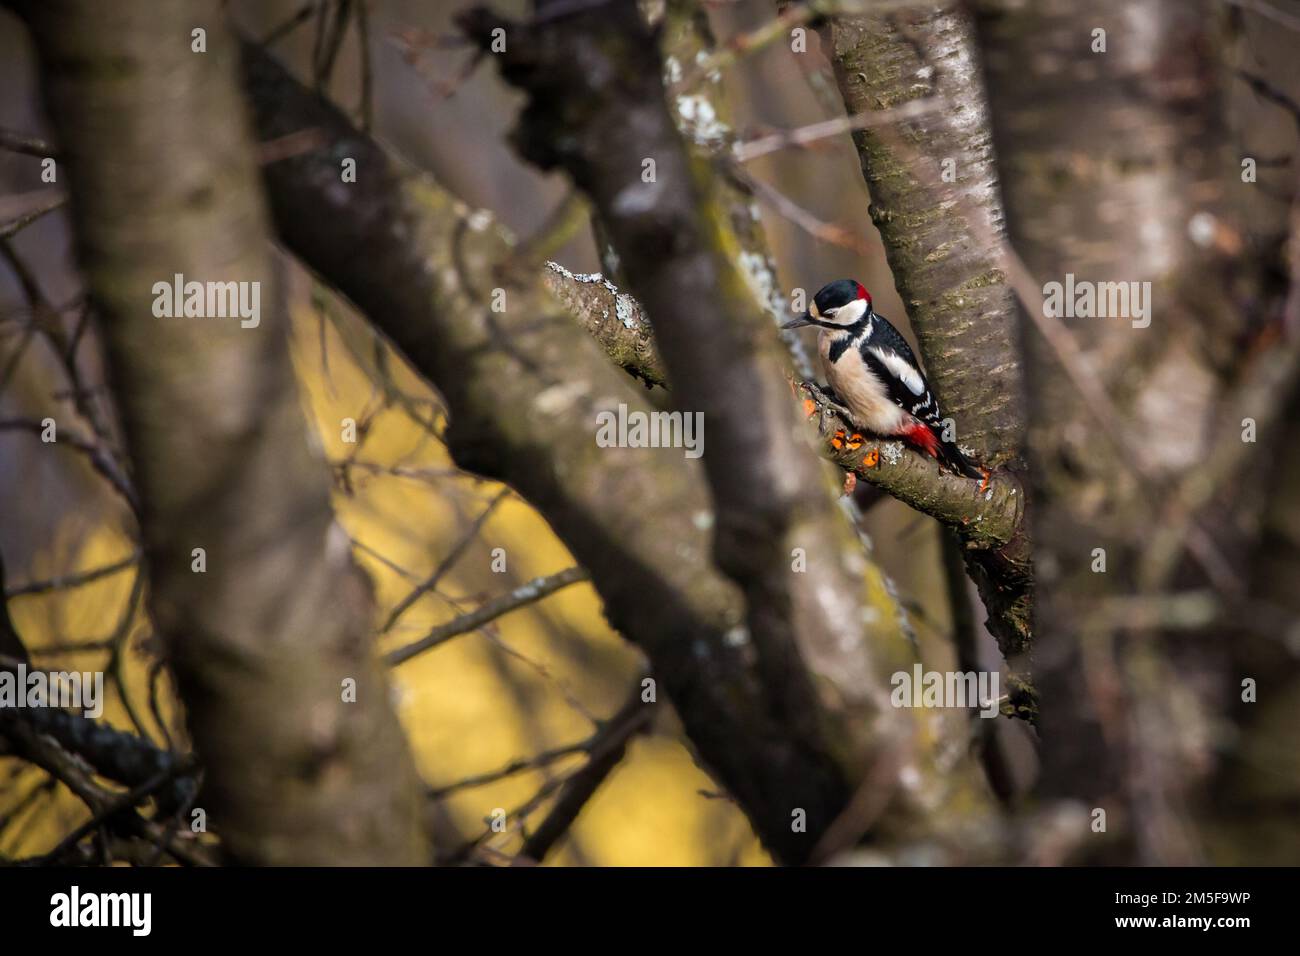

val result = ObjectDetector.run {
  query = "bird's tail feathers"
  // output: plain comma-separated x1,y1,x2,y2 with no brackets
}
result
904,421,982,481
937,435,985,481
907,420,984,480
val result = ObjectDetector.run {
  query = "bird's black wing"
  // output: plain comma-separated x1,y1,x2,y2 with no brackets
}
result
858,313,943,426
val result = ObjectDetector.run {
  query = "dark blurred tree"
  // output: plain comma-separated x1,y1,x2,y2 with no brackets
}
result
3,0,428,864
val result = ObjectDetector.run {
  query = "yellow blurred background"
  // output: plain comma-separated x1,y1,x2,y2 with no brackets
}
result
1,266,773,865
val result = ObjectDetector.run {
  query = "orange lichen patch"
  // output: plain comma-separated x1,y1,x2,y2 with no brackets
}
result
842,471,857,496
831,428,846,450
978,466,992,493
802,398,817,418
861,448,879,469
844,432,864,451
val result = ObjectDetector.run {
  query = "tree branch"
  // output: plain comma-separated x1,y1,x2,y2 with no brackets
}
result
517,682,651,864
540,261,1027,556
385,566,590,666
541,261,666,388
798,383,1023,549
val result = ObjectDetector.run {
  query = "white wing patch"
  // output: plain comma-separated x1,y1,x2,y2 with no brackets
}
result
868,345,926,396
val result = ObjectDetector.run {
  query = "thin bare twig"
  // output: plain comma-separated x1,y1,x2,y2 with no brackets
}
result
733,99,942,163
106,570,152,741
384,567,590,666
4,549,141,598
437,680,651,865
0,716,213,866
391,27,486,100
427,739,588,798
518,683,652,863
356,0,374,131
313,0,354,91
0,128,54,157
0,189,65,224
0,193,65,239
379,487,511,634
30,753,199,866
1235,70,1300,132
256,127,327,165
670,0,932,96
729,160,876,256
261,0,321,46
348,535,424,583
479,631,601,725
809,735,908,864
0,418,139,514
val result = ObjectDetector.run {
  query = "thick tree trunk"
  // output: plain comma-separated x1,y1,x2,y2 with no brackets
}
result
10,0,429,864
825,3,1032,666
825,4,1024,467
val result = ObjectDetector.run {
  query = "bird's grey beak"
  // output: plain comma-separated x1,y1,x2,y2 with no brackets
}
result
782,313,813,330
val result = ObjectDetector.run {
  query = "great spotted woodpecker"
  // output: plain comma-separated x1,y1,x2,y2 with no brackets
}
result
783,279,984,481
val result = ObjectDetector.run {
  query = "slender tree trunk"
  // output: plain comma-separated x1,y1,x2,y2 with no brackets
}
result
659,0,816,379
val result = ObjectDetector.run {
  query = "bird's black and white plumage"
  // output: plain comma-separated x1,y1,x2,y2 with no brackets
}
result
783,279,984,480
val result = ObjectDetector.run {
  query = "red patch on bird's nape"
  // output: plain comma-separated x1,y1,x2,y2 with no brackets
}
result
905,422,940,459
855,282,871,306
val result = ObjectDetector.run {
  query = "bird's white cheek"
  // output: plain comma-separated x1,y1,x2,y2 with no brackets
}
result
836,299,868,325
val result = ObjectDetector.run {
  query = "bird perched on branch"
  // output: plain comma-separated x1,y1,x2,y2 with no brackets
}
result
784,279,985,481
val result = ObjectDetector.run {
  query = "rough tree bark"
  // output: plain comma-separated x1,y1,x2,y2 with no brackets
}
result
823,2,1032,666
9,0,430,864
825,4,1024,467
541,262,666,389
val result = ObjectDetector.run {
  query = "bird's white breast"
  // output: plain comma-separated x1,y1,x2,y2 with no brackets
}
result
819,330,907,435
